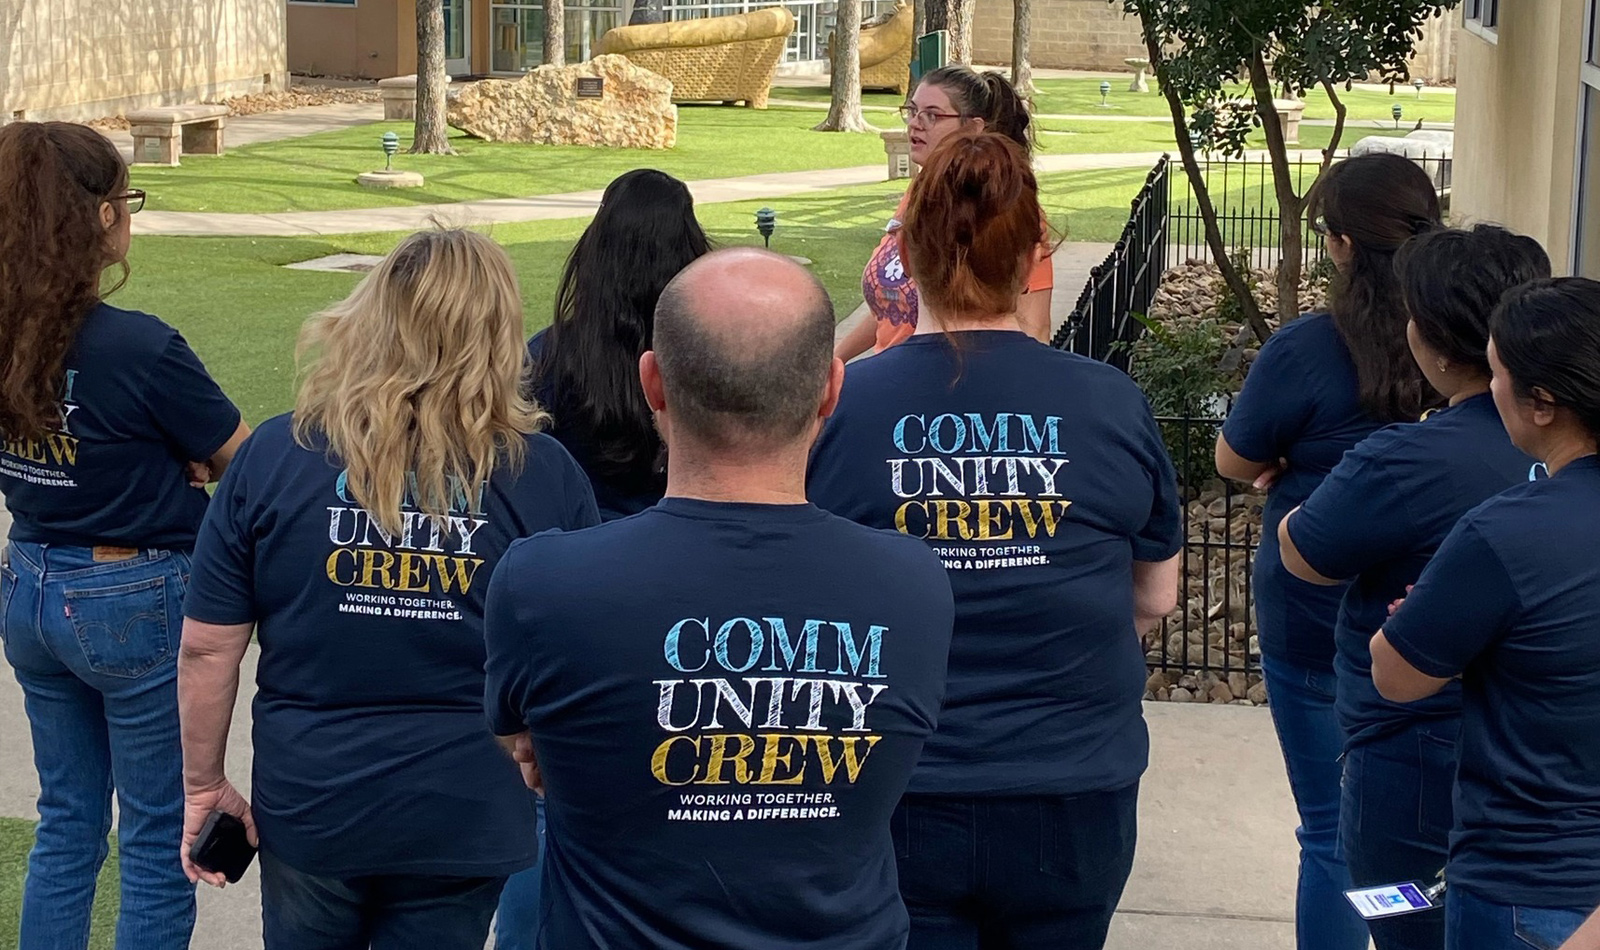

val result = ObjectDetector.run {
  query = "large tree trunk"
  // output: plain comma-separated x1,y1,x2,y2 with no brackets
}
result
815,0,872,131
912,0,925,43
544,0,566,67
1011,0,1035,98
925,0,973,64
629,0,665,25
1142,29,1272,342
412,0,455,154
1248,51,1302,322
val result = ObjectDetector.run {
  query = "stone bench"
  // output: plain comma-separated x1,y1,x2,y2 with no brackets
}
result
379,75,418,121
127,104,228,166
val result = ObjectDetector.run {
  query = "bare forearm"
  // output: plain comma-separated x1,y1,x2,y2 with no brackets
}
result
1133,554,1181,634
834,311,877,362
178,624,250,791
1561,907,1600,950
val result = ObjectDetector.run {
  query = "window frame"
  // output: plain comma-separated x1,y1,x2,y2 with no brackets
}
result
1574,0,1600,275
1464,0,1499,43
288,0,357,6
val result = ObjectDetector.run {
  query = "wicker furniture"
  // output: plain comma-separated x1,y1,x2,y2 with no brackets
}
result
827,3,914,96
594,7,795,109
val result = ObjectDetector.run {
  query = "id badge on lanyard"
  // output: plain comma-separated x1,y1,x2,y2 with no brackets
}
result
1344,878,1446,920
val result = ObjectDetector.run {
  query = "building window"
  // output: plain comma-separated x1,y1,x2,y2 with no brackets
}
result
1464,0,1498,40
661,0,901,64
1577,0,1600,276
491,1,623,72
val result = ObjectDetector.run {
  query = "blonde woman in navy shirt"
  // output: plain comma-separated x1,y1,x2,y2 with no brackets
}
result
1372,278,1600,950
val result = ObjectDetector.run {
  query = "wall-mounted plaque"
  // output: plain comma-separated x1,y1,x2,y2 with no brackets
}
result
575,77,604,99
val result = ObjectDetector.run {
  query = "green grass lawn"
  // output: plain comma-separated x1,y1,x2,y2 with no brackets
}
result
1037,119,1405,154
115,166,1152,423
132,107,889,214
0,818,119,949
775,77,1455,124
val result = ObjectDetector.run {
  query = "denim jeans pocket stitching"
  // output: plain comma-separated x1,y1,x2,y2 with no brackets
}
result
0,564,16,645
64,574,173,678
1513,905,1588,950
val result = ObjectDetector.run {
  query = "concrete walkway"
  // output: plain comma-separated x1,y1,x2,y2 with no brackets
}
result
0,643,1298,950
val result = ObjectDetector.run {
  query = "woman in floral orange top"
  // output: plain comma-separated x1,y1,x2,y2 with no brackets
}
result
835,66,1054,361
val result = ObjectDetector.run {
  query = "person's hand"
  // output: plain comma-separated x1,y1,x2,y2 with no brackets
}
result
1253,459,1289,491
181,779,257,889
1388,585,1415,617
511,732,544,795
185,461,214,488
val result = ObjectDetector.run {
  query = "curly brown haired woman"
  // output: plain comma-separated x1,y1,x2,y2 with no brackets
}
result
0,122,248,949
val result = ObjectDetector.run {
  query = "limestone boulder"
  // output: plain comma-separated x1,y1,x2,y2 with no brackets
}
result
1349,129,1453,190
447,55,676,149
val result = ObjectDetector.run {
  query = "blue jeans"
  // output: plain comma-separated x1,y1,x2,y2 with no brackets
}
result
0,542,196,950
893,784,1139,950
258,850,505,950
1446,885,1589,950
1261,654,1370,950
494,795,546,950
1342,718,1459,950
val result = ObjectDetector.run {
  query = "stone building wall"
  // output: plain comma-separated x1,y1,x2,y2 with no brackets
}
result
0,0,288,123
971,0,1459,82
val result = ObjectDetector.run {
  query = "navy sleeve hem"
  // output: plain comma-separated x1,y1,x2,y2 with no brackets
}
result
1132,536,1184,563
1384,627,1465,680
181,604,255,626
1283,514,1347,582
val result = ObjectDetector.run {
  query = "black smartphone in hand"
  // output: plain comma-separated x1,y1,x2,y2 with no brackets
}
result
189,810,257,883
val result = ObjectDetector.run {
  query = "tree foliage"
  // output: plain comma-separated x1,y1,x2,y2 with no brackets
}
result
1123,0,1457,335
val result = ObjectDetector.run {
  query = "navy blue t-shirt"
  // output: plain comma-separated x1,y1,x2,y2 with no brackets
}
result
1220,313,1383,671
484,499,955,950
1287,393,1529,748
184,414,599,877
808,331,1183,796
1384,455,1600,907
0,302,240,550
526,329,665,521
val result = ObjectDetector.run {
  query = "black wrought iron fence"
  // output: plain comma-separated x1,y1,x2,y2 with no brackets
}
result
1167,153,1454,268
1049,156,1170,371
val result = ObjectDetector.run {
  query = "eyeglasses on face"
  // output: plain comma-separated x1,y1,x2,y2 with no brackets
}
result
1310,215,1329,236
112,189,146,214
899,104,965,126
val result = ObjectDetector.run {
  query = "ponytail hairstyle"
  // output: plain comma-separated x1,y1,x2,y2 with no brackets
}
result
918,66,1034,154
0,122,130,441
1490,278,1600,442
1305,152,1443,422
900,130,1044,320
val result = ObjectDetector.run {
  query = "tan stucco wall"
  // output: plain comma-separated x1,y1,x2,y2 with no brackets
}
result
1451,0,1588,271
0,0,287,122
289,2,406,79
971,0,1458,80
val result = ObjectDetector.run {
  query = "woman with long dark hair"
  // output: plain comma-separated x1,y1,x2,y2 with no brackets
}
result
0,122,248,949
811,130,1182,948
834,66,1054,360
1372,278,1600,950
496,168,711,949
526,168,712,520
1280,224,1548,950
1214,152,1443,950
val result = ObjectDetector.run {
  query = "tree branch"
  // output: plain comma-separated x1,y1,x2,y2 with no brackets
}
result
1319,79,1348,173
1145,30,1273,342
1247,49,1302,320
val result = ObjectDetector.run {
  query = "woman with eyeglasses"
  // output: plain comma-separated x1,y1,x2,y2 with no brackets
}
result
834,66,1053,361
0,122,248,949
1213,152,1443,950
1278,224,1547,950
1370,277,1600,950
